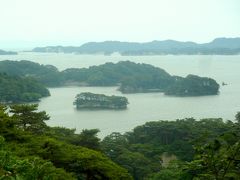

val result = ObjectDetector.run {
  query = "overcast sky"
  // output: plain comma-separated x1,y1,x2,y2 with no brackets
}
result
0,0,240,49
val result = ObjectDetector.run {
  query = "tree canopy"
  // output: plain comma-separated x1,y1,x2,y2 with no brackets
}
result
0,60,220,96
0,104,239,179
101,117,240,179
74,92,129,109
0,73,50,103
0,104,132,180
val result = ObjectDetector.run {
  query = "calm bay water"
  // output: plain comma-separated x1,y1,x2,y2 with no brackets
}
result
1,52,240,137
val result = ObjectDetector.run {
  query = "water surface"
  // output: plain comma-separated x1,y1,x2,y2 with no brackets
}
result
1,53,240,137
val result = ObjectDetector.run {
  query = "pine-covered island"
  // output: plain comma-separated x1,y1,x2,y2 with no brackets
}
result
0,60,220,98
74,92,129,109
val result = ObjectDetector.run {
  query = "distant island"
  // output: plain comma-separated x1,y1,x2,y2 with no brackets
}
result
0,49,17,55
0,60,220,97
74,92,129,109
32,37,240,55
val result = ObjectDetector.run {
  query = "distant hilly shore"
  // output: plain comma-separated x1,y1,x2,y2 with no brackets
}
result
32,37,240,55
0,49,18,55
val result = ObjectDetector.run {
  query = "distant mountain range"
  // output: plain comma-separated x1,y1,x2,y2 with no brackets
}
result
0,49,17,55
32,37,240,55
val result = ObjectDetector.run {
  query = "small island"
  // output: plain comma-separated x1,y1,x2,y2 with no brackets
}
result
74,92,129,109
165,75,220,96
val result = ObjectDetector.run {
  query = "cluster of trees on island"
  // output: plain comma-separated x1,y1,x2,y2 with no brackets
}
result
0,73,50,103
0,60,220,103
74,92,129,109
0,104,239,179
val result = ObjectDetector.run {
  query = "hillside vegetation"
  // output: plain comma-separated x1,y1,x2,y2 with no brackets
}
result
0,73,50,103
0,104,239,179
0,104,132,179
0,60,220,96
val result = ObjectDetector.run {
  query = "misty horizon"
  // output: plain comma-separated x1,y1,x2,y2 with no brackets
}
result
1,0,240,50
2,36,240,51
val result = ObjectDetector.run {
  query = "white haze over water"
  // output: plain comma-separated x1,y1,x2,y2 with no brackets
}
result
0,0,240,49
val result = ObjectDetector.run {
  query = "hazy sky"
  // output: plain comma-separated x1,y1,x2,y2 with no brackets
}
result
1,0,240,49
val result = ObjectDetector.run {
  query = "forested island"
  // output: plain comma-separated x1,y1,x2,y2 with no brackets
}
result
0,104,239,179
32,37,240,55
0,60,61,87
0,73,50,103
0,60,220,98
0,49,17,55
74,92,128,109
164,75,220,96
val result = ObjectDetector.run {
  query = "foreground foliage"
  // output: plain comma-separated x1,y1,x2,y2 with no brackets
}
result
1,104,239,179
101,116,240,179
0,104,132,180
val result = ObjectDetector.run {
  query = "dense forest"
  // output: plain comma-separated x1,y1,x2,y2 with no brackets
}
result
0,104,239,179
101,117,240,179
165,75,220,96
0,73,50,103
0,60,61,87
32,38,240,55
0,60,219,97
0,104,132,179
